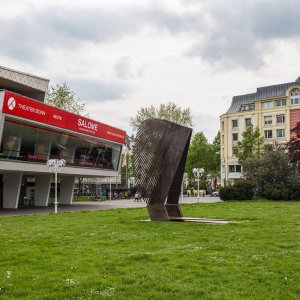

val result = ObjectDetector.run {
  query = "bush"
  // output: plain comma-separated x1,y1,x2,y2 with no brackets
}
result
219,180,254,201
243,151,296,200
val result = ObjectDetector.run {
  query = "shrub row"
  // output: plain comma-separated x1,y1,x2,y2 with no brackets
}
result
219,180,254,201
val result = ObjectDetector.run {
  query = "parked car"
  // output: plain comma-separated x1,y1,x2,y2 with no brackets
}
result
211,190,219,197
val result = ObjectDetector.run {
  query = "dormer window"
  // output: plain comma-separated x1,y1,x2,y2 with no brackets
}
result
240,103,255,111
290,88,300,105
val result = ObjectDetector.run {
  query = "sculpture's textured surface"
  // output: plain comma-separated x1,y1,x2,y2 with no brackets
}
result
133,118,192,221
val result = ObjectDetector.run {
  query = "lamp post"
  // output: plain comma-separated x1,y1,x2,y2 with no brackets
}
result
47,159,66,214
192,168,204,199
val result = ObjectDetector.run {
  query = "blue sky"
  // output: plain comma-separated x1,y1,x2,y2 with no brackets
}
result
2,0,300,141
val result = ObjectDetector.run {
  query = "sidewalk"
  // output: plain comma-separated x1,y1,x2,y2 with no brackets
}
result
0,196,221,217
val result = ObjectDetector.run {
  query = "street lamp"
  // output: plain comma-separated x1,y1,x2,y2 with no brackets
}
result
47,159,66,214
192,168,204,199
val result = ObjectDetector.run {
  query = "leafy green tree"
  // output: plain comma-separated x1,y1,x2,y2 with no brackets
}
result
130,102,192,132
243,151,297,200
47,82,89,117
211,131,221,175
185,132,216,182
232,125,264,165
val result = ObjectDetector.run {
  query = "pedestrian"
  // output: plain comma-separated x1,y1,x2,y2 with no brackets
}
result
134,192,139,202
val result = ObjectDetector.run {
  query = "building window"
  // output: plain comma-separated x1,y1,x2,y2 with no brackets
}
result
232,119,238,128
291,98,300,105
276,114,285,124
245,118,252,126
236,165,242,172
275,99,286,107
240,104,255,111
221,122,224,131
264,116,272,125
290,88,300,105
276,129,285,138
262,101,273,109
228,165,242,173
0,120,121,171
264,130,273,139
232,133,238,141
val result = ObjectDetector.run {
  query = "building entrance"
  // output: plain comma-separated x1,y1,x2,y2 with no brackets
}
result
18,177,35,207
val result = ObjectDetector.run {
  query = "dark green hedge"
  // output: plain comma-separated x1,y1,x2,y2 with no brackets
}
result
219,180,254,201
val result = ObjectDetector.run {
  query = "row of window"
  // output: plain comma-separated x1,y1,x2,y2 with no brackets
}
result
228,165,242,173
264,129,285,138
232,118,252,128
0,120,122,171
261,88,300,109
232,129,285,141
264,114,285,125
232,114,285,128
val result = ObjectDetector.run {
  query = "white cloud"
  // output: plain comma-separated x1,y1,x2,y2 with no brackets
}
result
1,0,300,142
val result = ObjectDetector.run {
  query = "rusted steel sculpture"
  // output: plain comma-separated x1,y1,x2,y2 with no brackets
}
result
133,118,192,221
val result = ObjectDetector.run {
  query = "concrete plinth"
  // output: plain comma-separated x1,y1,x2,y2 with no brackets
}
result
35,175,51,206
60,176,75,204
3,173,22,209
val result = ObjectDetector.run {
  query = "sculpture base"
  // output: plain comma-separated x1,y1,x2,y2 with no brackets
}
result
147,205,230,224
169,217,230,224
165,204,183,218
147,205,169,221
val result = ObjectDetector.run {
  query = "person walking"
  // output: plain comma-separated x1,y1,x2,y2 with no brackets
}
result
134,192,139,202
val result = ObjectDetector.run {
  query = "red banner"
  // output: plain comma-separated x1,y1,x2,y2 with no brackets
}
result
2,91,126,144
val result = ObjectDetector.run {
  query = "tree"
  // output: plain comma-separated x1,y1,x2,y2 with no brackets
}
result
130,102,192,132
185,132,216,182
211,131,221,175
287,121,300,167
243,151,297,200
232,125,264,165
47,82,89,117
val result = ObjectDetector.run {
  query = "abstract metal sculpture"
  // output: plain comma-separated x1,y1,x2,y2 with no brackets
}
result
133,118,192,221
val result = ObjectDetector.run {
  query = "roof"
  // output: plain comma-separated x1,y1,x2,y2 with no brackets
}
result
0,65,49,102
227,78,300,113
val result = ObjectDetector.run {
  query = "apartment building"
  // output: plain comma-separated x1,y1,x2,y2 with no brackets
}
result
220,77,300,185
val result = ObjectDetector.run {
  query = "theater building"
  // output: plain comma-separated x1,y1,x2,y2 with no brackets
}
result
0,66,125,209
220,77,300,185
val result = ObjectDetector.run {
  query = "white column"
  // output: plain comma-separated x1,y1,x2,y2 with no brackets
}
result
35,175,51,206
3,173,22,209
60,176,75,204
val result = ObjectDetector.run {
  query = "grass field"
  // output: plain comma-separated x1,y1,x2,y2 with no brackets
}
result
0,200,299,299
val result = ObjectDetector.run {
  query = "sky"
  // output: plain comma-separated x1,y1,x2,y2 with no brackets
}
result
1,0,300,142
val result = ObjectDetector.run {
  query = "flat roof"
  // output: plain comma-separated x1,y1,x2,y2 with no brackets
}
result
0,65,49,102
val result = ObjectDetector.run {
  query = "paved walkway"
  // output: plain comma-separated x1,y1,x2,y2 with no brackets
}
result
0,196,221,217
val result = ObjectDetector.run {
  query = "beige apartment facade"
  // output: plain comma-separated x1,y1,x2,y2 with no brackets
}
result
220,77,300,185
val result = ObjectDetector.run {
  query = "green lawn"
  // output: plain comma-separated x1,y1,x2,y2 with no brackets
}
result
0,200,299,299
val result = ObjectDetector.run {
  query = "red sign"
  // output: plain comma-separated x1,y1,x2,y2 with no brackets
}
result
2,91,126,144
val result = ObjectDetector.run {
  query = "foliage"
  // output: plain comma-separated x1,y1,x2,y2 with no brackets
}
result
120,152,134,187
232,125,264,165
0,201,300,298
243,151,297,200
219,180,254,200
130,102,192,132
287,121,300,165
47,82,89,116
212,131,221,175
185,132,217,182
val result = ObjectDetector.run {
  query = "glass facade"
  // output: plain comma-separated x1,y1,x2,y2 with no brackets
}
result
0,120,122,171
